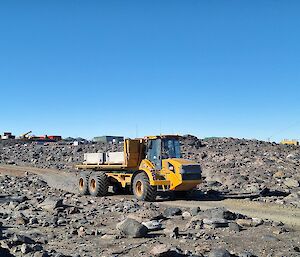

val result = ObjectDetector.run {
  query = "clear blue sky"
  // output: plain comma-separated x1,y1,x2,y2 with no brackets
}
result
0,1,299,141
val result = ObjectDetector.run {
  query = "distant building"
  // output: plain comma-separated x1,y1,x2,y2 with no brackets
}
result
47,135,62,141
30,135,62,142
0,132,15,139
93,136,124,143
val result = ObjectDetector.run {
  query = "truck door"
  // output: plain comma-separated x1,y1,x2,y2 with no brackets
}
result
147,139,162,170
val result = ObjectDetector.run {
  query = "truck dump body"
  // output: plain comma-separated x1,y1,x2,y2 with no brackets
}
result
77,138,143,170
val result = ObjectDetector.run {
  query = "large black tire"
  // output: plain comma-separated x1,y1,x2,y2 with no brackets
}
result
88,173,109,197
132,172,157,201
78,173,90,195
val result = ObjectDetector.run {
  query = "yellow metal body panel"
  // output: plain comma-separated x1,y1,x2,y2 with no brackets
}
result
160,158,201,190
138,159,158,185
101,172,171,188
106,173,133,187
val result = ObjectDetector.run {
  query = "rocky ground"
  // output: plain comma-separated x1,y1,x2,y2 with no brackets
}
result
0,136,299,207
0,136,300,256
183,136,300,207
1,173,300,257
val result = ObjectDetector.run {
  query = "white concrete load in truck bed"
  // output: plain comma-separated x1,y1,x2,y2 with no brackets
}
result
105,152,124,164
83,152,125,165
83,153,105,165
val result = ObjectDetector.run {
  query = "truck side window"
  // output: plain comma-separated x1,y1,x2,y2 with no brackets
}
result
147,139,162,170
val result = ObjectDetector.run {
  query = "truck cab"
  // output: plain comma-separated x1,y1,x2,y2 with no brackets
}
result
142,135,202,192
146,136,181,170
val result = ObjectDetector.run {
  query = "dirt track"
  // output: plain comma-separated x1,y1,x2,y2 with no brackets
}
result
1,164,300,229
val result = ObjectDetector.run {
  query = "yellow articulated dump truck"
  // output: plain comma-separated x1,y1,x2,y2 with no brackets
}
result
76,135,202,201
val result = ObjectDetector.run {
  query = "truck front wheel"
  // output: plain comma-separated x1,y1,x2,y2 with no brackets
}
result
133,172,157,201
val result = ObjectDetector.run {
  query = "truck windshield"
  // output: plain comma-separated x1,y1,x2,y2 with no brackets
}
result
162,139,181,159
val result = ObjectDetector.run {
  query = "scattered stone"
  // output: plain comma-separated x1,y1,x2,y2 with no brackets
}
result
273,171,285,179
284,178,299,188
239,251,256,257
182,211,191,218
13,234,35,245
33,252,50,257
203,218,229,228
150,244,170,256
16,216,28,225
251,218,263,227
236,219,262,228
190,207,201,216
101,234,118,240
142,220,162,231
228,222,241,232
185,215,203,230
21,243,32,254
209,249,231,257
163,207,182,217
203,207,236,220
294,246,300,252
77,227,86,237
150,244,184,257
273,227,288,235
38,197,63,212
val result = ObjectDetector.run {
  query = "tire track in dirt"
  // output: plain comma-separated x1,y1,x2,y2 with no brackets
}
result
160,199,300,228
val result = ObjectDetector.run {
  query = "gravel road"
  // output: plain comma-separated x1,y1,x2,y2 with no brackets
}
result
1,164,299,229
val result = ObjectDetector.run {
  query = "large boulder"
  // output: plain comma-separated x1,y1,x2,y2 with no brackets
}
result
116,218,148,238
204,207,237,220
38,197,63,212
12,234,35,245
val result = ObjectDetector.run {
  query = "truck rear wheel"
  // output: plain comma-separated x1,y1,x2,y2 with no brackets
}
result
78,173,90,195
88,173,109,197
133,172,157,201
